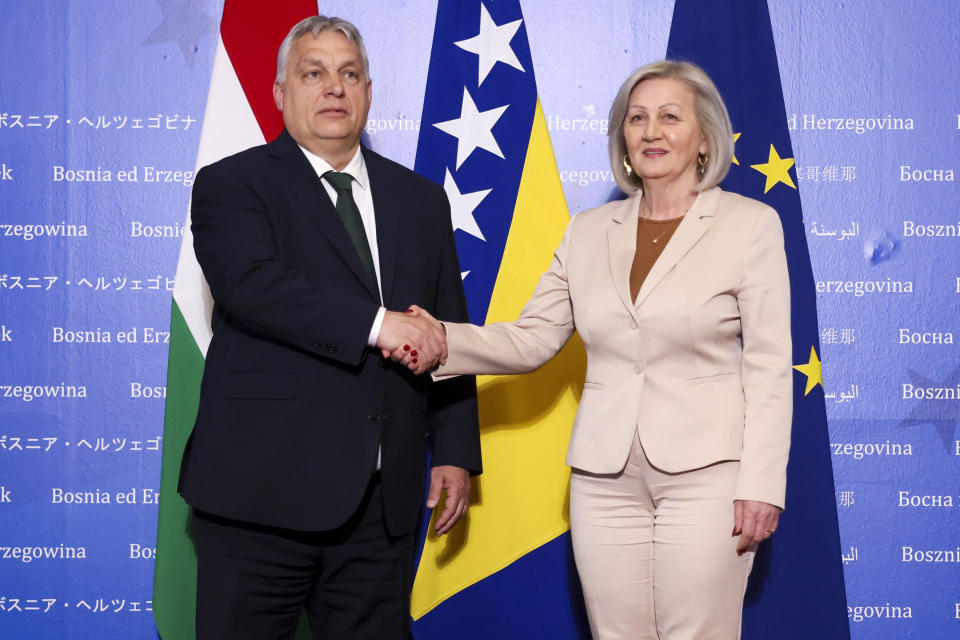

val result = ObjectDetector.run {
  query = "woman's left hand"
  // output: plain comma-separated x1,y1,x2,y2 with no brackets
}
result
733,499,781,555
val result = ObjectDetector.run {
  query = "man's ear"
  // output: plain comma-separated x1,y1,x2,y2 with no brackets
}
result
273,81,284,111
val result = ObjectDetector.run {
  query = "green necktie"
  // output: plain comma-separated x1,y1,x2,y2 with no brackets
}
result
323,171,377,283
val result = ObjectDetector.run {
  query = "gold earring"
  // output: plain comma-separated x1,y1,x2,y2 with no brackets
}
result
697,153,709,176
623,154,633,177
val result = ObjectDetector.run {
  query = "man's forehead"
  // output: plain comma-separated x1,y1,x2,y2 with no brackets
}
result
291,30,358,58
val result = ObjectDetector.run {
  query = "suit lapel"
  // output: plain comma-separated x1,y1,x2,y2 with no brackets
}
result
633,187,720,307
363,148,400,308
607,192,642,321
267,131,380,302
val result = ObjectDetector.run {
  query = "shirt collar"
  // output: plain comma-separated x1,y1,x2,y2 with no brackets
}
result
298,144,369,193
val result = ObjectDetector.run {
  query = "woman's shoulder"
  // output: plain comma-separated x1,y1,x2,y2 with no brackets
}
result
714,188,777,217
712,188,781,233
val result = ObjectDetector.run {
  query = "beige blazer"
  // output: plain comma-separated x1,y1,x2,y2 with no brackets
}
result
438,187,792,508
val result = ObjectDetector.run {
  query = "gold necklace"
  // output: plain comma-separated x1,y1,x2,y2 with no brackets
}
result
640,222,672,244
639,198,675,244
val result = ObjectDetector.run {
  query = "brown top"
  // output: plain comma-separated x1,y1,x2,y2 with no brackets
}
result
630,216,684,302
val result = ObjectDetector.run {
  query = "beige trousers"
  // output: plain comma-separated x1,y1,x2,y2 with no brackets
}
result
570,432,754,640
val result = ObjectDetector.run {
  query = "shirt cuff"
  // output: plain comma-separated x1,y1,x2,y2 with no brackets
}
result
367,306,387,348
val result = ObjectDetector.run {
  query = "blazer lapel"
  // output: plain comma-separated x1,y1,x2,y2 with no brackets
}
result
607,192,642,321
634,187,720,307
363,148,400,308
267,131,380,302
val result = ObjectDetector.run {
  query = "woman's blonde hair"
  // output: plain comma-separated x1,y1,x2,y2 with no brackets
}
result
608,60,734,194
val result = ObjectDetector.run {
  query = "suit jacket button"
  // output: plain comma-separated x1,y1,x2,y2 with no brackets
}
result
629,320,638,329
634,364,643,375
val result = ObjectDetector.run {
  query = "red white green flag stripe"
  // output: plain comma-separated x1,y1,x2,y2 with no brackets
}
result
153,2,316,637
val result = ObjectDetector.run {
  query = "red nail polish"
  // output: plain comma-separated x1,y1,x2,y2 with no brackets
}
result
411,350,418,357
403,345,410,351
412,358,418,364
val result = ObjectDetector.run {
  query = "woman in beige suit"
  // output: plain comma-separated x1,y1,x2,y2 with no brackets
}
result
400,60,791,640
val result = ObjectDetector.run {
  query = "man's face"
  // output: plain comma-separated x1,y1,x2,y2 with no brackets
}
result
273,30,371,160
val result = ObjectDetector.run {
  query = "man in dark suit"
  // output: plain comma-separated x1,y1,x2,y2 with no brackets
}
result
178,15,481,640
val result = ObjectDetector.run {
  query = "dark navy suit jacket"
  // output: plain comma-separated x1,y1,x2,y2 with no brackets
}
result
178,129,481,535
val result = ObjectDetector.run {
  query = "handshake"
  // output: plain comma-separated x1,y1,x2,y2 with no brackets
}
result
375,305,446,375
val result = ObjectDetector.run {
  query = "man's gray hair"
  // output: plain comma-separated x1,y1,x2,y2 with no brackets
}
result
608,60,734,195
275,16,370,83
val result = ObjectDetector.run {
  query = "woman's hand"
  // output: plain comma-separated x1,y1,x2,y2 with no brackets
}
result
733,499,780,555
388,305,445,372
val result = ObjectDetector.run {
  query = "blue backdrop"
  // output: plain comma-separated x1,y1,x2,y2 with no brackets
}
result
1,1,958,638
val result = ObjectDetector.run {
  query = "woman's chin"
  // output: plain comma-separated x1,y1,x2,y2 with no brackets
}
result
638,170,683,183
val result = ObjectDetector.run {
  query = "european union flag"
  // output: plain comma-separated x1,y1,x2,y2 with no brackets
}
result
667,1,850,637
411,0,589,637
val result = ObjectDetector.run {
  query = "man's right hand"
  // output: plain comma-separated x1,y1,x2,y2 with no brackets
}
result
376,309,447,375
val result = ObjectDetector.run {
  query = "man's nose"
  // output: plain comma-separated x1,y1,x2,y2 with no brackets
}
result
324,74,345,97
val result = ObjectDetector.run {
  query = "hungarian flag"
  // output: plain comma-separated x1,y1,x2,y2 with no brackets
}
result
153,1,317,638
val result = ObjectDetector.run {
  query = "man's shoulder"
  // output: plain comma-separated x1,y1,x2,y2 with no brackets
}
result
198,142,272,178
362,147,443,196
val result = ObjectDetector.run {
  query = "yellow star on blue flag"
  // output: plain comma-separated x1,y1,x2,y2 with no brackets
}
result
793,346,823,395
750,143,796,193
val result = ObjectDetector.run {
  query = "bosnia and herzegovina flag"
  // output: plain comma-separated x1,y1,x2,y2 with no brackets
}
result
153,1,318,638
410,1,589,638
667,1,850,637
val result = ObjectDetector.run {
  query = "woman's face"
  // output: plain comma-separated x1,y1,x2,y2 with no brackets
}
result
623,77,707,187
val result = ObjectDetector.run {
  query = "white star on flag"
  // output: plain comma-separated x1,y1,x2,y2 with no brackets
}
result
433,88,509,169
454,3,525,86
461,271,470,280
443,168,491,241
